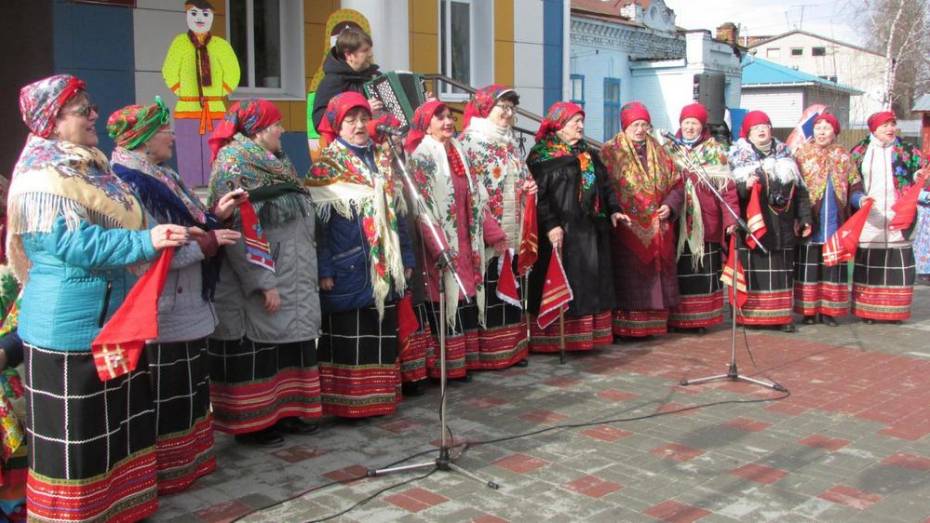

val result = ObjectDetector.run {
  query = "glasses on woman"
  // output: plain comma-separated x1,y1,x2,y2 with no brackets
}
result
65,103,99,119
343,115,372,127
495,104,516,115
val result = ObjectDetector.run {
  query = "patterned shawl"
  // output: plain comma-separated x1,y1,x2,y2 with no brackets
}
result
850,135,921,194
307,139,407,319
728,138,794,182
526,133,602,217
408,136,489,328
794,141,861,208
601,132,680,264
112,147,208,225
460,116,529,261
207,133,309,227
7,136,145,280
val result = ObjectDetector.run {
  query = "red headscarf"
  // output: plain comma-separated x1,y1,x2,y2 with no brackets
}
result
867,111,896,133
208,99,282,161
677,102,711,142
534,101,585,141
462,84,516,130
813,112,841,135
405,100,447,153
620,101,651,130
315,91,371,144
18,74,87,138
739,110,772,139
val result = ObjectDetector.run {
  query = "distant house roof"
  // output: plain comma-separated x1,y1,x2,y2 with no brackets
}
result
571,0,649,17
741,56,863,95
913,94,930,112
748,30,883,58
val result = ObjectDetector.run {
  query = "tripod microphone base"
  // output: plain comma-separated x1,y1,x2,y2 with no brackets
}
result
369,447,500,490
680,362,785,391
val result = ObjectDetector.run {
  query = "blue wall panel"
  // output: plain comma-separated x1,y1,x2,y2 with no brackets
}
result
282,133,311,178
542,0,564,111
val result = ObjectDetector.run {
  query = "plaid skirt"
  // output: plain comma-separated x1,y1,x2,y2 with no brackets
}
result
476,255,528,370
23,344,158,523
424,301,479,379
852,246,915,321
794,243,850,317
208,338,322,434
145,338,215,495
318,303,401,418
669,242,725,329
399,302,434,384
529,310,613,353
737,247,794,325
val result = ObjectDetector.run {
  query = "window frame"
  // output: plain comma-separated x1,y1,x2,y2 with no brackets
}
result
766,47,780,58
439,0,473,101
790,47,803,56
603,77,622,141
570,74,585,108
812,46,826,57
227,0,305,101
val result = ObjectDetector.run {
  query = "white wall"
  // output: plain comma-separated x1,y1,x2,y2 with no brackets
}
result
341,0,410,72
740,88,804,128
513,0,547,116
133,0,186,109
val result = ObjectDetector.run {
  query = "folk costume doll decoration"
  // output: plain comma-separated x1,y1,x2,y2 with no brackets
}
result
162,0,240,186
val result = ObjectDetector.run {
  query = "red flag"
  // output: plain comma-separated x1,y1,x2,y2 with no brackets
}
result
495,250,522,308
537,251,573,329
745,183,767,249
823,199,874,266
720,235,748,308
889,173,928,230
516,194,538,276
239,199,275,272
396,293,419,348
91,248,175,382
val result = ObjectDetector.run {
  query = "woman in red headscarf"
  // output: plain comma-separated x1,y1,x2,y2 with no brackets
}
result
306,92,414,417
207,99,322,445
848,111,925,323
525,102,625,352
792,112,864,326
459,84,535,369
406,101,508,379
665,103,740,333
601,101,683,338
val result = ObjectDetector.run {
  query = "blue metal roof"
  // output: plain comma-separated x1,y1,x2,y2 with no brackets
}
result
741,55,863,95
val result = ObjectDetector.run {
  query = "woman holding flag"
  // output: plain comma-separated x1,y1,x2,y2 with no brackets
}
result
849,111,925,323
207,99,322,445
728,110,812,332
526,102,625,352
792,112,864,326
460,84,535,369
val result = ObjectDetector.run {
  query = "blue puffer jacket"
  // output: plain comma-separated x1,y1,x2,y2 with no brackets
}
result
318,211,416,313
18,216,157,351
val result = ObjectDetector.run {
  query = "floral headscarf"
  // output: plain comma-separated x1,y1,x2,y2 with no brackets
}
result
315,91,371,143
106,96,171,150
208,99,282,161
462,84,515,130
404,100,446,153
534,102,584,142
18,74,86,138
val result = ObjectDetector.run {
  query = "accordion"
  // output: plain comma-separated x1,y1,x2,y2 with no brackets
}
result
364,71,427,128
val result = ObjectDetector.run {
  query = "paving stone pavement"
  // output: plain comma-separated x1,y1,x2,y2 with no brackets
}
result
155,288,930,523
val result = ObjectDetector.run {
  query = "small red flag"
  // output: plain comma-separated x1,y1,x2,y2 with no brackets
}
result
516,194,539,276
720,235,748,308
537,250,573,329
396,293,419,350
495,250,522,308
823,199,874,266
889,175,927,231
745,183,767,249
240,199,275,272
91,248,175,382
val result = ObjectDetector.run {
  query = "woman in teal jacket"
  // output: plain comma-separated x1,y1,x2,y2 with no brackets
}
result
8,75,190,523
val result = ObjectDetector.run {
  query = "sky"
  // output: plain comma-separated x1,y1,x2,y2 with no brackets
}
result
663,0,864,47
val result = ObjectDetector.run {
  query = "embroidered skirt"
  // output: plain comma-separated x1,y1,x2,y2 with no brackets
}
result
318,303,401,418
529,310,613,353
424,301,479,379
476,255,529,369
852,246,915,321
613,309,670,337
23,344,158,523
399,302,433,384
793,243,850,317
207,338,322,434
669,242,725,329
737,247,794,325
145,338,215,495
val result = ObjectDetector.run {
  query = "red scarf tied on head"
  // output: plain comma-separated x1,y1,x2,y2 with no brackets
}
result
740,110,772,139
462,83,515,130
316,91,372,144
620,101,651,131
208,98,282,161
404,100,447,153
814,112,841,135
534,101,584,142
867,111,896,133
18,74,87,139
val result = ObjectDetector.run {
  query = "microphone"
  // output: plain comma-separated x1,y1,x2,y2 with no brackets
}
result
659,130,679,145
376,124,409,137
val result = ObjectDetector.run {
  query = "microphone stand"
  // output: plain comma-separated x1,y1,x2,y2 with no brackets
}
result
369,134,500,490
662,134,785,392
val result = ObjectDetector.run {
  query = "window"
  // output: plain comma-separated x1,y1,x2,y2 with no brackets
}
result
791,48,803,56
604,78,621,140
570,74,585,108
227,0,304,99
438,0,493,100
812,47,826,56
766,47,780,58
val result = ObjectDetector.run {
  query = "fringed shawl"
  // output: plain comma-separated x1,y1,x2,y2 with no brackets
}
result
7,136,144,280
794,142,861,208
306,140,407,320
